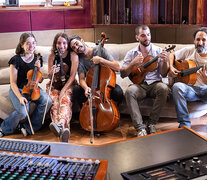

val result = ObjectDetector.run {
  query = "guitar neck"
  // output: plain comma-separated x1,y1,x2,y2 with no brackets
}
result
181,65,207,77
143,56,159,69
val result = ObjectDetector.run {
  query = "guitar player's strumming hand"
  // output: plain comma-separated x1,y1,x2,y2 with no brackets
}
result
168,52,181,77
198,65,207,84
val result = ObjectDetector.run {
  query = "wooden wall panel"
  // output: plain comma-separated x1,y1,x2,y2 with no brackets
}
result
118,0,125,24
174,0,181,24
144,0,151,24
150,0,158,24
189,0,197,24
166,0,173,24
196,0,204,24
110,0,118,24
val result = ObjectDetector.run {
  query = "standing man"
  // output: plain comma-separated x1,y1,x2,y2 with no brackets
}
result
120,25,170,137
169,27,207,128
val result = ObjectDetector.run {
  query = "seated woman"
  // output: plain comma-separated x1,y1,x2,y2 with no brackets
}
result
0,32,52,137
47,33,79,143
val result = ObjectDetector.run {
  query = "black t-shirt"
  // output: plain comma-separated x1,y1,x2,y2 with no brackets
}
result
8,54,42,89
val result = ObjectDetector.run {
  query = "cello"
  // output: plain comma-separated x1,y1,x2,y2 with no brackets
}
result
79,32,119,133
129,45,176,84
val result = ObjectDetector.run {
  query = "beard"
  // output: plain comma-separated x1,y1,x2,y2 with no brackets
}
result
140,40,151,47
77,44,86,54
195,44,207,53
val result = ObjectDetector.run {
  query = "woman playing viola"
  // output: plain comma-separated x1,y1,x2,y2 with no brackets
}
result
47,33,79,143
0,32,52,137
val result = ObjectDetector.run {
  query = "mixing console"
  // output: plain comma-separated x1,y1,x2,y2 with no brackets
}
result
121,151,207,180
0,152,107,180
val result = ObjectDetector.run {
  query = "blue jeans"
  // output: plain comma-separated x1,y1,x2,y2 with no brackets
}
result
172,82,207,128
1,87,52,135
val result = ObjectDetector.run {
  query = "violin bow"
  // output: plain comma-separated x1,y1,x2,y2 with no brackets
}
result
23,102,34,135
42,61,57,125
89,93,94,144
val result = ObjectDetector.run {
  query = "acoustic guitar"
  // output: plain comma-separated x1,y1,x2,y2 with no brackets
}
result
129,45,176,84
173,59,207,85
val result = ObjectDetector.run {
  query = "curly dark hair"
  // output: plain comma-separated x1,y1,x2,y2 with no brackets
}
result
68,35,82,51
15,33,36,55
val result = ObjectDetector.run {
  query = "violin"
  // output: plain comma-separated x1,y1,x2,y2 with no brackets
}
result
173,59,207,85
129,45,176,84
79,32,119,133
52,48,69,90
22,53,42,101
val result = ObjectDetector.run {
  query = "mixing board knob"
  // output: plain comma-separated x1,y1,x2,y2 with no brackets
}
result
182,162,186,168
177,160,181,165
196,167,200,174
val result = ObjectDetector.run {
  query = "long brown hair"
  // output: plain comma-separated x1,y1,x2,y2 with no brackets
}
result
51,33,69,53
15,32,36,55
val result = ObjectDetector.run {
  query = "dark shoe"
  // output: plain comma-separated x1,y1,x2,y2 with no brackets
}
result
49,122,62,137
60,128,70,142
148,124,157,134
137,129,147,137
0,118,4,125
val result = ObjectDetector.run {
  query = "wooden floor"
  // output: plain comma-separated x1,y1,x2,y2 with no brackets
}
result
4,113,207,145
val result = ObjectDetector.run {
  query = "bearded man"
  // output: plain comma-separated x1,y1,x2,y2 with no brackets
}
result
120,25,170,137
169,27,207,128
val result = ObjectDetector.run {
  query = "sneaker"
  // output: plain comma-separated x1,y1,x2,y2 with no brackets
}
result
0,131,4,138
18,124,28,137
137,129,147,137
60,128,70,142
148,124,157,134
49,122,62,137
20,127,28,137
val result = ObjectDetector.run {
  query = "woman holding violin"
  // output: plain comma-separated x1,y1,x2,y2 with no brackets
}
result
47,33,79,143
0,32,52,137
120,25,170,137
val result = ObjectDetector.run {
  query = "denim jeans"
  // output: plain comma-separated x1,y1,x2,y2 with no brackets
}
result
125,81,170,131
172,82,207,128
1,87,52,135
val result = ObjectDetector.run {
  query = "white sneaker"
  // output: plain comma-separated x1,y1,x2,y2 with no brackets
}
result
137,129,147,137
20,127,28,137
0,131,4,138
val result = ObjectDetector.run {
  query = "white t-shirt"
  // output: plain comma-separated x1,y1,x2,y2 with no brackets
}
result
175,46,207,86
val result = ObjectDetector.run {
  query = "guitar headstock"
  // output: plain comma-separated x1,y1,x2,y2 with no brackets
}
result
165,45,176,53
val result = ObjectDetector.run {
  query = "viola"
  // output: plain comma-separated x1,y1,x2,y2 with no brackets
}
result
79,32,119,133
22,53,42,101
52,48,69,90
129,45,176,84
173,59,207,85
